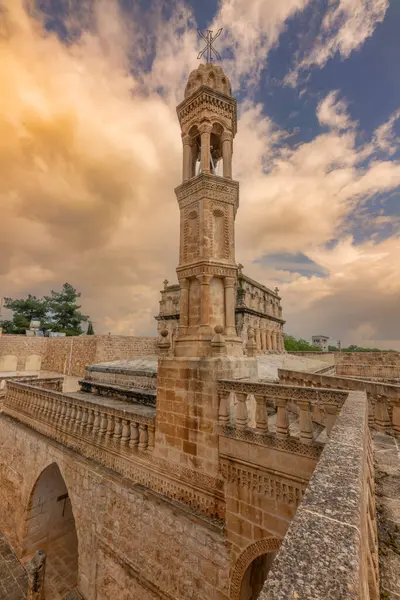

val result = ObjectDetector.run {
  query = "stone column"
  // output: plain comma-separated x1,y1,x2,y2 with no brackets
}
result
272,331,277,352
255,327,261,353
26,550,46,600
199,122,212,174
182,134,192,182
198,274,212,330
221,131,233,178
179,278,189,333
224,276,237,337
267,330,272,351
261,328,267,352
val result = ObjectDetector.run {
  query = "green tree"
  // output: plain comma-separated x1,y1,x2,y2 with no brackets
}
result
0,295,48,333
284,334,322,352
45,283,88,336
87,321,95,335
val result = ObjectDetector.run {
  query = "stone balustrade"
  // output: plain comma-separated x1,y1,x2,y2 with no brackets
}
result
217,379,349,450
3,382,155,454
279,368,400,434
260,391,379,600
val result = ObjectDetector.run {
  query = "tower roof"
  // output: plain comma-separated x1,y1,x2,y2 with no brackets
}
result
185,63,232,100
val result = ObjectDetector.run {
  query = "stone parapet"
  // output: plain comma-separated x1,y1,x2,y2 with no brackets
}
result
3,382,225,520
260,391,379,600
335,351,400,378
278,368,400,435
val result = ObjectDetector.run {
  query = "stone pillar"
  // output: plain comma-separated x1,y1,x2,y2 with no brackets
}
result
261,328,267,353
224,276,237,337
182,134,192,182
272,331,277,352
198,274,212,330
179,278,189,333
266,330,272,351
199,122,212,174
255,327,261,353
26,550,46,600
221,131,233,178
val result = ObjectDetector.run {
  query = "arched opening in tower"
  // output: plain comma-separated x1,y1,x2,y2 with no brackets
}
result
239,552,277,600
22,462,79,599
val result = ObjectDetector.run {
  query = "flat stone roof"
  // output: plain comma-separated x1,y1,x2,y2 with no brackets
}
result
86,357,158,376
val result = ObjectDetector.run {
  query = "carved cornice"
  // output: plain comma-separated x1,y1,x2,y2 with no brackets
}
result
219,425,323,459
175,173,239,211
218,379,349,406
177,262,237,281
235,306,285,325
176,87,237,134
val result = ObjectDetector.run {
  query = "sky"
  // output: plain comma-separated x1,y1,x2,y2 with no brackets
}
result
0,0,399,348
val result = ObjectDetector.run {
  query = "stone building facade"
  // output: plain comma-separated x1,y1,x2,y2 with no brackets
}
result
0,59,391,600
156,270,285,354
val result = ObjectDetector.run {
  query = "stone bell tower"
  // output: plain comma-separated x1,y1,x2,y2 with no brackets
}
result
155,63,257,481
173,63,242,358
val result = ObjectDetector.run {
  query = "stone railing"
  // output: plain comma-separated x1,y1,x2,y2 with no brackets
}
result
217,379,349,452
260,391,379,600
3,381,155,453
279,368,400,434
2,381,226,520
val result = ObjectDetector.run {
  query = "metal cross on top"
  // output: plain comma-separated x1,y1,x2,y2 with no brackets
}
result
197,28,223,63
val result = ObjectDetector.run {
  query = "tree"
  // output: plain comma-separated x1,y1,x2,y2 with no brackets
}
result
284,334,322,352
1,295,48,334
45,283,88,336
1,284,89,336
87,321,95,335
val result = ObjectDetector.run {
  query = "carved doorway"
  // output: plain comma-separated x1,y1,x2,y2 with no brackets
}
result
230,538,281,600
22,463,79,599
239,552,276,600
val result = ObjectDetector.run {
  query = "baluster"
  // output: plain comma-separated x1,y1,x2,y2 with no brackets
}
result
322,402,338,436
298,400,313,445
235,392,248,430
113,417,122,445
276,398,289,439
68,405,77,432
374,396,390,432
255,394,268,433
105,414,115,443
53,401,62,427
42,398,50,420
218,392,230,425
99,412,108,437
92,409,101,438
129,422,139,449
57,401,66,429
121,419,131,446
147,425,155,450
50,398,58,424
86,408,95,434
73,406,82,434
64,403,72,429
138,424,148,450
80,407,88,435
392,400,400,435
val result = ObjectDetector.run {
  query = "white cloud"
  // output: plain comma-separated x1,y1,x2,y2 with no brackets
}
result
286,0,389,85
317,90,356,131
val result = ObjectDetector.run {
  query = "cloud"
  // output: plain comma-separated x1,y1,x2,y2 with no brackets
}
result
0,0,399,349
317,90,356,131
286,0,389,86
374,108,400,155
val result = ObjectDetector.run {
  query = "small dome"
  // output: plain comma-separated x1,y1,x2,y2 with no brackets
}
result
184,63,232,99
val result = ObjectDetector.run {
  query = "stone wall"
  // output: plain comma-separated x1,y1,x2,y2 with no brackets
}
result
0,415,231,600
260,391,379,600
287,352,335,365
0,336,47,372
0,335,159,377
335,351,400,378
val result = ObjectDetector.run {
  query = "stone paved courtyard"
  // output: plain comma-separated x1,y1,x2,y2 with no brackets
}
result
0,532,27,600
374,431,400,599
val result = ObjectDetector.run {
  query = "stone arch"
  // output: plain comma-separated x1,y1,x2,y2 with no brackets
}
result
25,354,42,371
230,538,281,600
0,354,18,372
22,462,79,597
